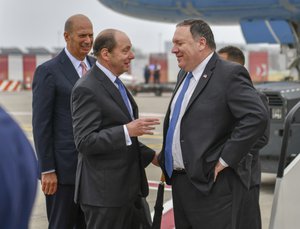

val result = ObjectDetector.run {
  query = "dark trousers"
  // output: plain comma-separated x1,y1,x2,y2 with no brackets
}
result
237,185,261,229
171,169,246,229
81,201,141,229
154,75,160,84
46,184,86,229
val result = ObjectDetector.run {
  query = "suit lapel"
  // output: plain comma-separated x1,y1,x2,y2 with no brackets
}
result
86,55,96,68
58,51,96,86
92,66,133,120
185,53,218,112
58,50,80,86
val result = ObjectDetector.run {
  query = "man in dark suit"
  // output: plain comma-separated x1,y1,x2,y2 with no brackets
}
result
0,106,38,228
218,45,246,66
32,14,95,228
218,45,270,229
158,19,269,229
71,29,160,229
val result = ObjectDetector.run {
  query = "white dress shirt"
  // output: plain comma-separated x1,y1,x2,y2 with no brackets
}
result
170,52,227,169
64,47,90,77
96,61,132,146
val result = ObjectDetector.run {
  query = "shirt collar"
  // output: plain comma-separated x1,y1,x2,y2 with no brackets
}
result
191,52,214,82
64,47,89,69
96,61,117,84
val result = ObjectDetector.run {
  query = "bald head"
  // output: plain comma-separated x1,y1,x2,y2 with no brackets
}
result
63,14,93,60
92,29,118,56
92,29,130,56
93,28,134,76
64,14,92,33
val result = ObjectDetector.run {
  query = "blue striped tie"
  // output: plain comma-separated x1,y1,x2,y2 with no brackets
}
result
165,72,193,178
115,77,133,118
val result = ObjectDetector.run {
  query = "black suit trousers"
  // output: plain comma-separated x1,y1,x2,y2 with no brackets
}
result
81,200,142,229
237,185,261,229
46,184,85,229
171,169,247,229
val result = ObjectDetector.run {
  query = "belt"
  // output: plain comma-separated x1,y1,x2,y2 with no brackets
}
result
173,168,186,175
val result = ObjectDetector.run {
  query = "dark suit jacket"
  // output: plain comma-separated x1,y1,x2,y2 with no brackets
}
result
71,64,155,207
158,53,268,194
234,91,270,189
32,49,96,184
0,106,38,228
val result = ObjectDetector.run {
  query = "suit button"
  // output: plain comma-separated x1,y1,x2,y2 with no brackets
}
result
180,139,184,143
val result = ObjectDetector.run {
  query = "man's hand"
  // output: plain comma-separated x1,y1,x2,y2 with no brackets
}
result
126,118,160,137
151,152,160,167
41,172,58,195
214,161,226,182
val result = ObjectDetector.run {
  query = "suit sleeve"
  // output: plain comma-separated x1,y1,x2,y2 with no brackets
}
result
250,92,270,152
220,66,269,166
138,142,155,167
32,65,56,172
71,85,126,156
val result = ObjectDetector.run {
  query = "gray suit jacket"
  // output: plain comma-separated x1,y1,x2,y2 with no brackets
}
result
71,65,155,207
159,52,268,194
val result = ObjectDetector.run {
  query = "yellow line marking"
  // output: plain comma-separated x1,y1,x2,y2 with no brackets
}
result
140,135,163,139
22,126,32,132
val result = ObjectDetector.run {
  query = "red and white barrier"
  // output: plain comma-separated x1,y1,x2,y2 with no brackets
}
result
0,80,22,92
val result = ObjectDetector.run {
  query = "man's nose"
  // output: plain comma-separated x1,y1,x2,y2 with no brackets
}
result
129,51,135,59
171,46,178,53
84,36,93,44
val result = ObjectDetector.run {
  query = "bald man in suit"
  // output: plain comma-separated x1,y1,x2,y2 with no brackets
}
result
71,29,159,229
32,14,95,228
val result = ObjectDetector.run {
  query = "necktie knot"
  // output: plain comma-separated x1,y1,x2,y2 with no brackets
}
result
80,61,88,77
186,72,193,80
114,77,122,86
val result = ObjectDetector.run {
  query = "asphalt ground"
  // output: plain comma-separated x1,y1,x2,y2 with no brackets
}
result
0,91,276,229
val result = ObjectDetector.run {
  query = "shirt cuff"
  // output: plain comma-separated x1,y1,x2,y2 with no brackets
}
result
42,169,55,174
219,158,229,167
123,125,132,146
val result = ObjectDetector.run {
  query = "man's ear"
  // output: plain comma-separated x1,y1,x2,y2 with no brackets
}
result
64,32,69,42
100,48,110,61
198,37,206,51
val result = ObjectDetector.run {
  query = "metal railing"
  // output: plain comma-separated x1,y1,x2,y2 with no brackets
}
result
276,100,300,178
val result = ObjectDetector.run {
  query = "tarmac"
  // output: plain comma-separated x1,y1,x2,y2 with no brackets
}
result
0,91,276,229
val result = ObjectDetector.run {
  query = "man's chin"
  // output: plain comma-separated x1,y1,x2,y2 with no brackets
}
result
178,63,184,69
124,65,130,71
81,49,91,55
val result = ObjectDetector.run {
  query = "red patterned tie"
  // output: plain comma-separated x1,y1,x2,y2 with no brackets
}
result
80,62,88,77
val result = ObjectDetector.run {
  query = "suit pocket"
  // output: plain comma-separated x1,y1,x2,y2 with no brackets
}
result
201,147,222,185
202,136,228,182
